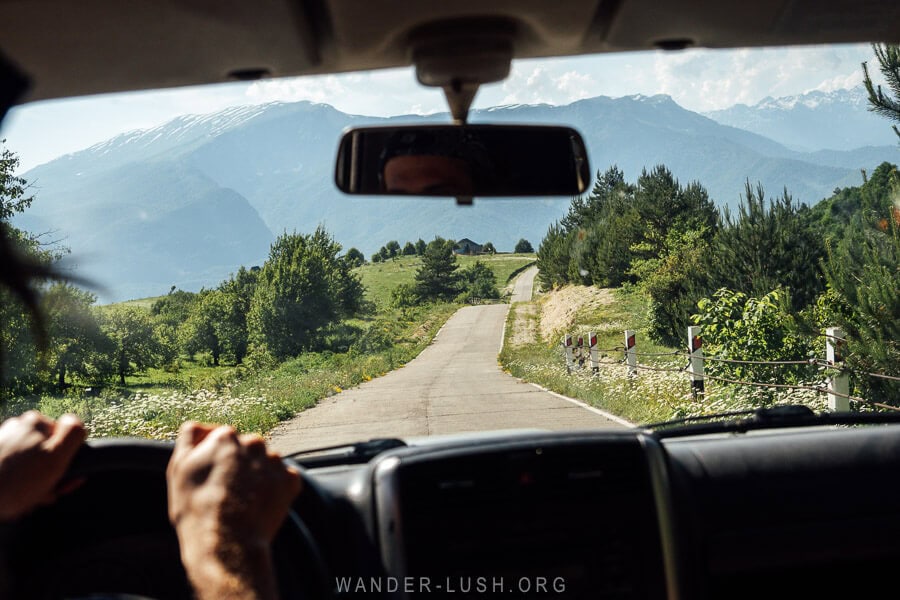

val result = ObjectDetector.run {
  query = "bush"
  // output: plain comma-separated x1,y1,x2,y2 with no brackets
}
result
692,288,816,388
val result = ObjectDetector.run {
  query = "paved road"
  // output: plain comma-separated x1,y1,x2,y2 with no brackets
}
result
510,265,538,303
269,267,624,454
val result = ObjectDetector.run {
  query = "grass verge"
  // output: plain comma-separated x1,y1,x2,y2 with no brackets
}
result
500,286,826,425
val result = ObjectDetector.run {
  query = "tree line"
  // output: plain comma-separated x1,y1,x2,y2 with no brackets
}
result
1,136,507,399
1,188,368,397
536,161,899,402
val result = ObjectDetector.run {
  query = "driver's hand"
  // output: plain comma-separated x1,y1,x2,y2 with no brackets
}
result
167,422,301,600
0,411,86,522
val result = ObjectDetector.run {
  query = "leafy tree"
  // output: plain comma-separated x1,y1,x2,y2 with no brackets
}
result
385,240,401,258
378,246,390,261
42,283,109,391
639,228,712,346
414,239,427,255
216,266,259,363
0,140,34,220
344,247,366,267
150,289,197,328
101,306,161,385
371,252,383,263
1,143,54,398
692,288,815,389
458,261,499,302
180,291,225,365
862,43,900,140
414,237,460,301
514,238,534,253
401,241,417,256
391,283,418,308
248,228,364,358
481,241,496,254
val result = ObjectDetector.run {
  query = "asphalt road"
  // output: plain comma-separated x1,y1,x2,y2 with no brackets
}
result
269,266,625,454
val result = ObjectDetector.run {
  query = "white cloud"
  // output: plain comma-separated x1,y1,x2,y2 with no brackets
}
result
245,75,348,104
499,65,599,105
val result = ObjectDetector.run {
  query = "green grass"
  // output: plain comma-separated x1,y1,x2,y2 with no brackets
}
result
500,286,827,425
457,253,536,285
355,253,535,308
7,253,538,438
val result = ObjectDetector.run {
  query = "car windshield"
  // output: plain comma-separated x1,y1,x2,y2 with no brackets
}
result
1,43,898,452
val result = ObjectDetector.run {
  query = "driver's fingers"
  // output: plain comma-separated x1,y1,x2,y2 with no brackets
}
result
42,413,86,459
239,434,268,459
21,410,54,435
171,421,214,460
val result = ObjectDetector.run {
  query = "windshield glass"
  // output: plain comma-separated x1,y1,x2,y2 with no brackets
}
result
1,44,897,452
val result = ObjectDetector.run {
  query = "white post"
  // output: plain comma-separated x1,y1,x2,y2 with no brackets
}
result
826,327,850,412
624,330,637,377
563,334,574,374
576,335,585,369
589,331,599,374
687,326,705,399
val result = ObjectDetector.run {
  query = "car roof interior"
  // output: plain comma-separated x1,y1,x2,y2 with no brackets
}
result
1,0,898,105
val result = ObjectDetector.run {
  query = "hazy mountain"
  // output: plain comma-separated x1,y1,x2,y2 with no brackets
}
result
704,86,898,151
17,94,898,301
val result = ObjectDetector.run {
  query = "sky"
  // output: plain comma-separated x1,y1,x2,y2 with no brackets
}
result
0,43,881,172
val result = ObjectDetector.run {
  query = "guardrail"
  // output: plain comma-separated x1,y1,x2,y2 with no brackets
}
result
561,326,899,413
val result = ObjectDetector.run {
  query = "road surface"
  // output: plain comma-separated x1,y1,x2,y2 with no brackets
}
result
510,264,538,302
269,266,624,454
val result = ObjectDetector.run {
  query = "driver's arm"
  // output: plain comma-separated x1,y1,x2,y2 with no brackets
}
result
166,422,301,600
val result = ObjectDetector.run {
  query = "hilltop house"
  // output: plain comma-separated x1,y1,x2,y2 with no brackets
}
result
453,238,483,255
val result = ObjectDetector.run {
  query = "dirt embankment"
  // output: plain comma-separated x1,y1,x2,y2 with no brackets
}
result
507,284,616,347
538,286,615,341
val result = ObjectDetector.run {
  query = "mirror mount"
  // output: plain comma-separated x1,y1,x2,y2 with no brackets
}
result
410,18,515,124
442,80,479,125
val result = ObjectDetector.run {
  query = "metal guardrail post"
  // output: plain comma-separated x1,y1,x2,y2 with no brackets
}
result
625,330,637,377
688,326,705,399
826,327,849,412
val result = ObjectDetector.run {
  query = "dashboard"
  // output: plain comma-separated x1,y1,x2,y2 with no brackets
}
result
5,425,900,599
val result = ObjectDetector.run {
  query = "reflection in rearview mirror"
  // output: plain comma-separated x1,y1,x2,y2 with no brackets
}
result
334,125,590,197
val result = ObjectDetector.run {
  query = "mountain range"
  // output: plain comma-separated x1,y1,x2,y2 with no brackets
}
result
14,87,898,302
704,85,897,151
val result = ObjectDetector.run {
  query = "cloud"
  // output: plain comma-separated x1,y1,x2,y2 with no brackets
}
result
643,44,874,111
499,65,599,105
245,75,348,104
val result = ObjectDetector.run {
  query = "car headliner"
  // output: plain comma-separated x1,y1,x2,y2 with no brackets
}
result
0,0,898,105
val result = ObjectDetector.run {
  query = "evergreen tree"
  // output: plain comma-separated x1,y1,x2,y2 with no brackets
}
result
345,247,366,267
862,44,900,140
415,238,427,255
401,241,417,256
705,182,825,312
385,240,401,258
414,237,460,301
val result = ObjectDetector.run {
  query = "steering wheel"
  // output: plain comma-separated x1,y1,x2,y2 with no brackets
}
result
2,439,332,600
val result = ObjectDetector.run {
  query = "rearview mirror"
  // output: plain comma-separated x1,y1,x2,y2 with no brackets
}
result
334,124,590,197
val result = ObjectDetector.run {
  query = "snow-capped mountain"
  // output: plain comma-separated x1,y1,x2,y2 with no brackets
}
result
15,95,898,301
704,86,897,151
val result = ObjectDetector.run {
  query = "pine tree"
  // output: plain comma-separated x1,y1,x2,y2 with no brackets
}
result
862,44,900,140
414,237,460,301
